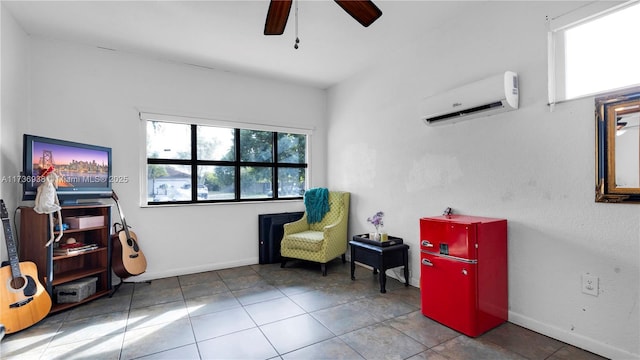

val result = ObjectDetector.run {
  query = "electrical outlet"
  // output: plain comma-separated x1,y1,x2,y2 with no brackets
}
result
582,274,599,296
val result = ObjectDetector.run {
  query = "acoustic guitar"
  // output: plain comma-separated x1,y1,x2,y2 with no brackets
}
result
111,191,147,278
0,199,52,334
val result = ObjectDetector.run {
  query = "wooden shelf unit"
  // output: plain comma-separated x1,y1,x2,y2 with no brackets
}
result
19,204,112,313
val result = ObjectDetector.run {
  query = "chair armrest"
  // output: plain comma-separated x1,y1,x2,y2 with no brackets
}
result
283,215,310,235
322,221,344,239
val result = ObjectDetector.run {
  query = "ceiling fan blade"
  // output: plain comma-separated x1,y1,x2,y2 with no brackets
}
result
334,0,382,27
264,0,293,35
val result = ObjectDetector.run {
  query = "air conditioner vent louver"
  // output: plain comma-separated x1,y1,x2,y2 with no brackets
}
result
421,71,519,126
426,101,504,124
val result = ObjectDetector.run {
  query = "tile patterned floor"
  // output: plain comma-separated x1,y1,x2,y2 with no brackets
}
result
1,260,608,360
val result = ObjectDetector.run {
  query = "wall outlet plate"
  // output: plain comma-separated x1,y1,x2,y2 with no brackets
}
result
582,273,599,296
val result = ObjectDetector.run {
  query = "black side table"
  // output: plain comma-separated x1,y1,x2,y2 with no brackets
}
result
350,235,410,293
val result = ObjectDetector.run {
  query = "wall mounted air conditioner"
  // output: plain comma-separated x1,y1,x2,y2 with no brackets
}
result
421,71,519,126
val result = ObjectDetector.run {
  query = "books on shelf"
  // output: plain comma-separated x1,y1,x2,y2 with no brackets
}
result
53,243,99,256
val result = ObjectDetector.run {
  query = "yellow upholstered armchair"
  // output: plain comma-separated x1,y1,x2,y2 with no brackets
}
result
280,191,350,276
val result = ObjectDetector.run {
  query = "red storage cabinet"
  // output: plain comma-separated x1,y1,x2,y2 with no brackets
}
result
420,215,507,337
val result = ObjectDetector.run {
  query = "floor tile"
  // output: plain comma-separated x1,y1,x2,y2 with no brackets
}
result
222,273,268,291
2,348,45,360
431,334,527,360
135,343,200,359
384,310,460,348
310,300,381,335
1,319,61,358
356,294,418,321
110,281,136,297
184,291,241,317
340,323,428,360
4,264,612,360
197,327,278,359
65,292,132,321
281,337,365,359
190,307,256,342
336,275,383,295
377,284,422,309
49,311,128,347
216,266,257,280
133,276,180,294
178,270,222,286
406,349,451,360
244,296,306,325
42,332,124,360
260,314,334,354
1,343,43,359
324,282,368,302
269,276,320,297
288,288,355,312
131,277,184,309
232,283,285,305
126,300,189,331
180,279,229,299
120,317,195,359
480,322,564,359
250,263,286,276
548,345,611,360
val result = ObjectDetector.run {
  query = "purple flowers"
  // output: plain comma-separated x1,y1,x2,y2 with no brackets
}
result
367,211,384,229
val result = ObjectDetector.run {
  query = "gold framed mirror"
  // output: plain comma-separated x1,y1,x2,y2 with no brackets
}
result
595,87,640,203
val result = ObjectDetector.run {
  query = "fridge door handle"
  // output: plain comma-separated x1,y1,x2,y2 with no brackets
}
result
421,258,434,266
421,240,434,248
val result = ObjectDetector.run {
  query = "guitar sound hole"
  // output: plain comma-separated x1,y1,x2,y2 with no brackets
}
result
9,276,26,290
127,238,140,252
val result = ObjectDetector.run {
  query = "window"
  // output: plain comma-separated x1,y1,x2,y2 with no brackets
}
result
143,114,308,204
548,1,640,105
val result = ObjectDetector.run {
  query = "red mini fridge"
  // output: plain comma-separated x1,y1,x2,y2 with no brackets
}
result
420,215,507,337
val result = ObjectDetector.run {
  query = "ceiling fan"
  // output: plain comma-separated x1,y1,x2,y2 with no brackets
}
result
264,0,383,36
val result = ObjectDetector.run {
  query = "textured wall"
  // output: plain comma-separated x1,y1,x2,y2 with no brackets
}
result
327,2,639,359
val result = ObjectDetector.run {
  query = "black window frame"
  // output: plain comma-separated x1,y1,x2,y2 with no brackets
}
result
146,121,308,205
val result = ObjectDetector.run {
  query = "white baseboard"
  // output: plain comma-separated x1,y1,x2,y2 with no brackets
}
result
509,311,639,360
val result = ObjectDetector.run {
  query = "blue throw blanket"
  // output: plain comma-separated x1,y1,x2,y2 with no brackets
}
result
304,187,329,224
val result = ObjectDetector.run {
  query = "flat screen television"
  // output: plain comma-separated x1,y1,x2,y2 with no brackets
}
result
23,134,113,204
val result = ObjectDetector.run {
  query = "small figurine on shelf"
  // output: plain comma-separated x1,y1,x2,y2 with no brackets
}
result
367,211,387,241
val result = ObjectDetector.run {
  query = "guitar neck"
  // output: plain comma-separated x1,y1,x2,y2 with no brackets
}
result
1,203,23,280
113,196,132,239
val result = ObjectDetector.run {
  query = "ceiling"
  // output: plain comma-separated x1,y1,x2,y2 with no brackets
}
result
2,0,479,89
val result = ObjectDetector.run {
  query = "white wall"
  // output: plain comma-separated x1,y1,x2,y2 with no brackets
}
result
0,5,30,263
19,36,326,278
327,2,639,359
3,1,639,359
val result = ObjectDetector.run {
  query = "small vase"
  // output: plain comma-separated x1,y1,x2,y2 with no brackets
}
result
374,225,384,241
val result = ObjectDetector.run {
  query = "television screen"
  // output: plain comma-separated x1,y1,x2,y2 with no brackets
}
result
23,134,113,204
